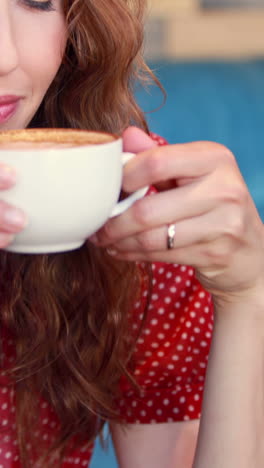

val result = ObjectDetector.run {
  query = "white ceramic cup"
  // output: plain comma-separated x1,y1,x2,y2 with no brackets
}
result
0,129,148,254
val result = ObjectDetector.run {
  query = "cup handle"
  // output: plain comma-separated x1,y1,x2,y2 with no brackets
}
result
110,152,149,218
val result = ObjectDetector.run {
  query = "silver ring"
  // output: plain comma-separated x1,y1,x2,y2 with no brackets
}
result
167,224,176,250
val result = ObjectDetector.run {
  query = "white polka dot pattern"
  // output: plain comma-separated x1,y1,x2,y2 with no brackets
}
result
0,134,214,466
118,260,213,424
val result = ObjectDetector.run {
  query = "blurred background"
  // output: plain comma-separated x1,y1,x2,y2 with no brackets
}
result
91,1,264,466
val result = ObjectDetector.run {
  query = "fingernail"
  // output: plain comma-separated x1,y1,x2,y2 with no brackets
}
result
0,165,16,184
3,209,28,229
107,248,118,256
89,234,98,244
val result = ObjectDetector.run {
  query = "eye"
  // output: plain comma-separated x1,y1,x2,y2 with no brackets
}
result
22,0,55,12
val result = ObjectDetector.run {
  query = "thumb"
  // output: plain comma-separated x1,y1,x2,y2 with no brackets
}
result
122,126,157,153
123,126,175,193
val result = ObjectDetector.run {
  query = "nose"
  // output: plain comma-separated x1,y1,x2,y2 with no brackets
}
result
0,9,19,76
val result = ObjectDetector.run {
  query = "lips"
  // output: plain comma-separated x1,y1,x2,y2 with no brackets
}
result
0,96,21,124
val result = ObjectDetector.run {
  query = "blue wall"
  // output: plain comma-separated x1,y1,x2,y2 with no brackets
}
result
135,59,264,219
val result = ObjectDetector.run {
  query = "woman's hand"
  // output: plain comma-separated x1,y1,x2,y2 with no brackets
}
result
91,127,264,303
0,163,27,248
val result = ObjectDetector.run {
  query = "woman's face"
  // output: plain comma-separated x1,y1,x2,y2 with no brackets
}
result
0,0,67,130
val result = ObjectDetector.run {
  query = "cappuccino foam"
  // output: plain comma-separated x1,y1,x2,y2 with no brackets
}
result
0,128,116,150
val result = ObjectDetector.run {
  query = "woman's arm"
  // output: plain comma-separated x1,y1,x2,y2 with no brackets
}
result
111,419,199,468
193,300,264,468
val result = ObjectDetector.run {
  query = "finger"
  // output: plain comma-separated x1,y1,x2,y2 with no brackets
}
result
122,126,157,153
122,142,234,194
105,242,212,267
95,183,217,246
0,201,28,233
107,210,224,254
0,233,16,249
0,163,17,189
106,235,236,271
122,127,175,192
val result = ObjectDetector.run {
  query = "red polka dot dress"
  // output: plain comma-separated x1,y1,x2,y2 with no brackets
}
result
0,134,214,466
118,261,213,425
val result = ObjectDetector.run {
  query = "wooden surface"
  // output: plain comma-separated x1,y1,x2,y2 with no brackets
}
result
145,7,264,60
148,0,199,14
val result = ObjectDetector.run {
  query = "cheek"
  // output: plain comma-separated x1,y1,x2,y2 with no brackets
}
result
19,18,67,94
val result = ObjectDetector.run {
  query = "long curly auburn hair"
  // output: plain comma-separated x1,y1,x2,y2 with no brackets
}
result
0,0,157,466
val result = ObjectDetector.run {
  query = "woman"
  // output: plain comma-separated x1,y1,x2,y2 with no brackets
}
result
0,1,263,467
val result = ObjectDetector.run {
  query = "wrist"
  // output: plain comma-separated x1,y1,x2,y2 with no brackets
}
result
213,290,264,330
